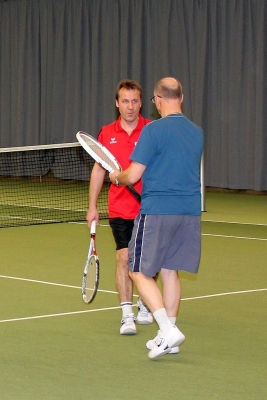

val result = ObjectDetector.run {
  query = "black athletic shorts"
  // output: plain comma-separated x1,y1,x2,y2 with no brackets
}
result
109,217,135,251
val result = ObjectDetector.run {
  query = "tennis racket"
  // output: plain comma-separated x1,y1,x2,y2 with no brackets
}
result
82,220,100,303
76,131,141,202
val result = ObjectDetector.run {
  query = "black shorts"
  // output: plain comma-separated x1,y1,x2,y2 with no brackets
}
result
109,218,135,251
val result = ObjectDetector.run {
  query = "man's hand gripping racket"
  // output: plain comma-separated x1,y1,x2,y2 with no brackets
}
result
76,131,141,202
82,220,100,303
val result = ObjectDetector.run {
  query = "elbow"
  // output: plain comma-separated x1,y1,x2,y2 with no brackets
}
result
125,171,141,186
127,176,137,186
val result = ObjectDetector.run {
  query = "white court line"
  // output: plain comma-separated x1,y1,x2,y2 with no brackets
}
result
182,288,267,301
0,275,118,295
0,283,266,323
72,222,119,227
202,220,267,227
77,220,267,227
202,233,267,241
0,306,122,324
73,222,267,241
77,221,267,240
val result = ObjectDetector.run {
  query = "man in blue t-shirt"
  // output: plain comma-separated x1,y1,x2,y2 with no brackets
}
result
110,77,204,359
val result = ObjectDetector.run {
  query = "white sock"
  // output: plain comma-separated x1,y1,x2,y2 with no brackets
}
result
169,316,177,325
121,302,133,317
153,308,173,333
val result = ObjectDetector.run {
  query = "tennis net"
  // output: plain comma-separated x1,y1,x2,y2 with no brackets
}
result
0,143,109,228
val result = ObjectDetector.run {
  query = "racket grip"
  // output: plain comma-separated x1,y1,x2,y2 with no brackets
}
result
127,186,141,203
90,220,96,234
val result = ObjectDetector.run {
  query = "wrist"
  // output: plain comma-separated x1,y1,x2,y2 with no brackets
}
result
114,174,121,186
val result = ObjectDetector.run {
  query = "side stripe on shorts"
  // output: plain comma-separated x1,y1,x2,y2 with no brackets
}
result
132,214,146,273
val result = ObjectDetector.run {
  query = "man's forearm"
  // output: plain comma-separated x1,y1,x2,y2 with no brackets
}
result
89,164,106,206
114,170,133,186
110,162,146,186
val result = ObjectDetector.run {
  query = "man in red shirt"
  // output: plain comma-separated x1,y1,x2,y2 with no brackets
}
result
87,79,152,335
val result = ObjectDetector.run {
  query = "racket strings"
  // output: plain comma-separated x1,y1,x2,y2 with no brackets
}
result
84,139,120,171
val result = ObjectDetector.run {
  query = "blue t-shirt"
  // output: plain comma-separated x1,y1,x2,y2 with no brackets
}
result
130,114,203,215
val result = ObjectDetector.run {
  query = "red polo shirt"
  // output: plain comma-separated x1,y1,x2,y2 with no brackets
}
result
98,115,151,219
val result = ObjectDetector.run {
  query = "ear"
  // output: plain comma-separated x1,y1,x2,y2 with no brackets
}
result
180,94,184,104
115,99,119,108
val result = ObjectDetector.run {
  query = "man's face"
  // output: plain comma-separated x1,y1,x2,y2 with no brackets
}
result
116,88,142,123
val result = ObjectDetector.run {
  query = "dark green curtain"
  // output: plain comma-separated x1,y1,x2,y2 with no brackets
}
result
0,0,267,190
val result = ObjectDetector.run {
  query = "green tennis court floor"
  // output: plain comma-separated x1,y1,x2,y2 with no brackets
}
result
0,191,266,399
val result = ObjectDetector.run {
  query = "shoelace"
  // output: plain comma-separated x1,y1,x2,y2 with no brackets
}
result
138,301,150,316
121,315,136,324
154,334,165,347
152,330,162,346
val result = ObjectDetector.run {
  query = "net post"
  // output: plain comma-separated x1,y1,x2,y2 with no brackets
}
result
201,154,206,212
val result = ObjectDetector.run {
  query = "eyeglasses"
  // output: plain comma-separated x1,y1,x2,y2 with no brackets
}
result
151,95,162,103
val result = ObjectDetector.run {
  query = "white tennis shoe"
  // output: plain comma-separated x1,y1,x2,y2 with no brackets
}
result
136,298,153,324
120,313,136,335
146,336,179,354
148,326,185,359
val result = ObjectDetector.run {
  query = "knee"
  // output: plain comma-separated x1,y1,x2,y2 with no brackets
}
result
116,249,129,268
129,270,134,281
160,269,179,282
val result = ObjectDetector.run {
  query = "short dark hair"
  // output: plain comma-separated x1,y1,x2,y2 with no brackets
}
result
154,78,183,100
115,79,143,101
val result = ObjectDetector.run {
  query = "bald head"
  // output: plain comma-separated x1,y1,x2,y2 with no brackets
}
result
153,77,183,117
154,77,183,100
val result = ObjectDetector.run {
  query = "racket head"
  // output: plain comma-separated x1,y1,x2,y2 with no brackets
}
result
77,131,141,203
82,254,100,304
76,131,121,173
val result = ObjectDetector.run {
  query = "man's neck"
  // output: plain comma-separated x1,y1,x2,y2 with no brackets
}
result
120,117,139,135
161,109,182,117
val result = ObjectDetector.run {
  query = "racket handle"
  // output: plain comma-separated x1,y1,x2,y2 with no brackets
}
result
90,220,96,234
127,186,141,203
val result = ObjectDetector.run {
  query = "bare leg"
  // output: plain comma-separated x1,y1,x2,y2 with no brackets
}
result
117,248,136,335
116,248,133,302
130,269,181,320
161,268,181,317
129,271,163,313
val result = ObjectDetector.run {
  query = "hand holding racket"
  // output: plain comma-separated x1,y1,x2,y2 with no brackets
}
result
76,131,141,203
82,220,100,303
